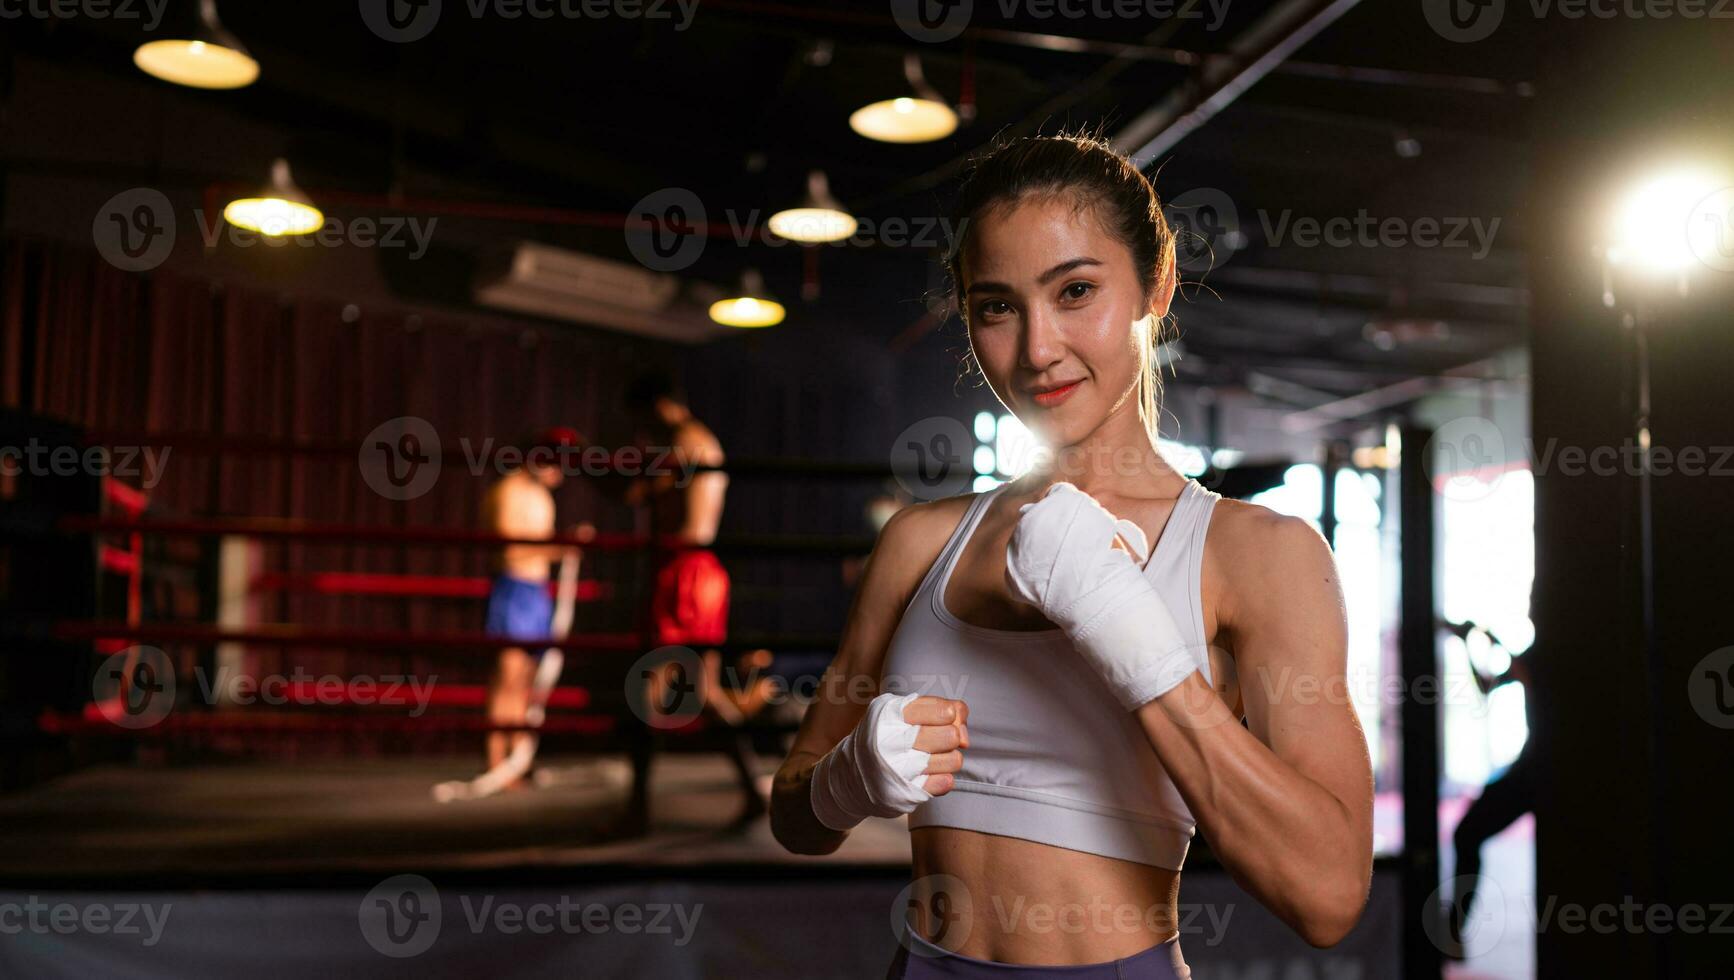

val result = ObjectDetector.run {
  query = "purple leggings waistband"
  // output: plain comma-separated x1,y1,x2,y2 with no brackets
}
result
885,926,1192,979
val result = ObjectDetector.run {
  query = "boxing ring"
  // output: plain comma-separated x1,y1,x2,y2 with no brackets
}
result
0,419,1407,979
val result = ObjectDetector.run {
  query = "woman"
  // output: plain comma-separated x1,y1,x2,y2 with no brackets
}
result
770,133,1373,978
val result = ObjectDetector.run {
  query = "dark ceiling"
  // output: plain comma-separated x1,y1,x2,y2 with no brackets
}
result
4,0,1556,408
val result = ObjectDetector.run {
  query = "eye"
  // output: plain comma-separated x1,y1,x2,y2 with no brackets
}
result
975,298,1013,321
1060,281,1096,302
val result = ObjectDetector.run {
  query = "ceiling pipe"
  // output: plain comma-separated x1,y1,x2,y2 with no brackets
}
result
1112,0,1364,169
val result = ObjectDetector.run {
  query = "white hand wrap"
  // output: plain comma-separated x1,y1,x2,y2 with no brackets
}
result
1005,482,1198,710
808,691,933,831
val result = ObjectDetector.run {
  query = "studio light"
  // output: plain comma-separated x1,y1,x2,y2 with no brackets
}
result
223,159,324,237
767,170,857,244
850,54,958,144
1603,166,1725,277
709,269,785,328
134,0,259,90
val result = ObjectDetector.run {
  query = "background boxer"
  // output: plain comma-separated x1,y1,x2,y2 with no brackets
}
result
481,426,583,784
624,372,775,821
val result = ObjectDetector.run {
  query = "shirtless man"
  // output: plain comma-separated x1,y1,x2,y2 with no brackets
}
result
624,372,775,822
481,426,582,783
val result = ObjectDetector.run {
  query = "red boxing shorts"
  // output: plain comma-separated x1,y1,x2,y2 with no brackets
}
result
649,549,730,647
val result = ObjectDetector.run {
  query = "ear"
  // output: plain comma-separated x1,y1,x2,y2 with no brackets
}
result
1149,249,1178,319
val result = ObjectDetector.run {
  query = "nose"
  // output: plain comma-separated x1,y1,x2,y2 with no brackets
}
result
1019,304,1064,374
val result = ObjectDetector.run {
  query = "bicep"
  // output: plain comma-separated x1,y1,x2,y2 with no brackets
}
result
1232,520,1371,815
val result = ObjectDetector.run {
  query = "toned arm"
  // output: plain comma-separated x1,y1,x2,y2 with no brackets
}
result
1136,509,1373,947
770,498,970,855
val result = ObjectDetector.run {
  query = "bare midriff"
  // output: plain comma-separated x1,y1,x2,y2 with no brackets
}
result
907,825,1182,966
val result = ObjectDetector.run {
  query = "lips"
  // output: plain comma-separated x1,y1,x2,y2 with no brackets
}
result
1028,379,1083,408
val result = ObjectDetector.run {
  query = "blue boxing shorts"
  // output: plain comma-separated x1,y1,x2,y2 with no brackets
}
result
484,574,554,651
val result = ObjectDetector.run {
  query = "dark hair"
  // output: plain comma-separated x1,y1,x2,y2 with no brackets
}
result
945,131,1178,435
622,369,682,417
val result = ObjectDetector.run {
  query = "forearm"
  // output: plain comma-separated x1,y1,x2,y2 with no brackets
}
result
770,750,851,855
1137,673,1370,946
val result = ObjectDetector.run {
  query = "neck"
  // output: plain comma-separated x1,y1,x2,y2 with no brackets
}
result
1028,399,1182,498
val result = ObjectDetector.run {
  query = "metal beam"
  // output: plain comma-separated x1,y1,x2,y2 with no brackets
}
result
1113,0,1365,168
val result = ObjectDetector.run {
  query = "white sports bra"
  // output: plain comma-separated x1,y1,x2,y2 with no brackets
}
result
881,479,1221,870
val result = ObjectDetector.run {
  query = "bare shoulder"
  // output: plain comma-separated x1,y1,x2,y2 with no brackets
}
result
866,493,977,603
1205,497,1340,620
674,418,723,459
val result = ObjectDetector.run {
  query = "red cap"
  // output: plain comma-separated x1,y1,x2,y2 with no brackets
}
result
537,426,582,449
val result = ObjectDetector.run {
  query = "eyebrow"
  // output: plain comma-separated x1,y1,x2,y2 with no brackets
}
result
965,257,1103,296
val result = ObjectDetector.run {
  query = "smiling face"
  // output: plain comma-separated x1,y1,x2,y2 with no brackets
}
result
960,192,1172,450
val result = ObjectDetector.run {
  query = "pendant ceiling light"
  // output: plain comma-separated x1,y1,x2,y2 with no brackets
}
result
223,158,324,237
134,0,259,90
767,170,857,244
849,54,957,144
709,269,785,328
